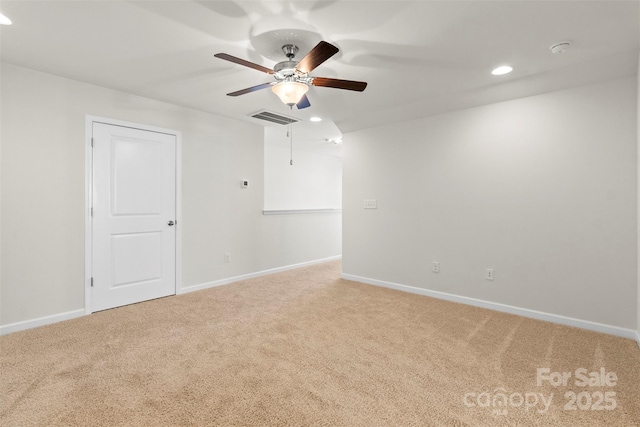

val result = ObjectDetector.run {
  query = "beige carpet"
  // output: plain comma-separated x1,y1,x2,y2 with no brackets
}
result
1,260,639,426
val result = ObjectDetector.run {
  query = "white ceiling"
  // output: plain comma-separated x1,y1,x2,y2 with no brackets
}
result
1,0,638,143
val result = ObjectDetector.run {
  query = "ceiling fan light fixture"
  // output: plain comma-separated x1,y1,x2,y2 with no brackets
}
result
215,40,367,110
271,81,309,106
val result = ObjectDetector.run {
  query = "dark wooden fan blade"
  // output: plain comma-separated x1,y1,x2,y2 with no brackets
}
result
295,41,339,74
227,82,275,97
296,94,311,109
312,77,368,92
214,53,274,74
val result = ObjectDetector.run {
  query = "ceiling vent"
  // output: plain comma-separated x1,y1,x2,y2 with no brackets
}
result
250,110,300,126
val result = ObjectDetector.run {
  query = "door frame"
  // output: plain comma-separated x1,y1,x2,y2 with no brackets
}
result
84,115,182,314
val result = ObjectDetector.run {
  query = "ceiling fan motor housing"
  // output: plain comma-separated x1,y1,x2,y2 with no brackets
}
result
273,60,312,84
274,60,298,78
273,44,314,83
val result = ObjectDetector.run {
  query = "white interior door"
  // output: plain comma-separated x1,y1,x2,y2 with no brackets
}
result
92,122,176,312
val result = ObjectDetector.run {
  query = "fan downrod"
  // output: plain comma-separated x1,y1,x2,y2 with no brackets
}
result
282,44,299,60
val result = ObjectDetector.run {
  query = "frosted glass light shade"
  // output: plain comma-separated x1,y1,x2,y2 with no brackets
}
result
272,81,309,106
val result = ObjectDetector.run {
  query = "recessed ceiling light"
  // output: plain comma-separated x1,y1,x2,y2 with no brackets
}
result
0,13,12,25
310,117,322,122
491,65,513,76
550,42,571,54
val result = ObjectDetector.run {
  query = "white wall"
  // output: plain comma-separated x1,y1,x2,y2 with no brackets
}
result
264,140,342,211
0,62,341,327
343,77,637,330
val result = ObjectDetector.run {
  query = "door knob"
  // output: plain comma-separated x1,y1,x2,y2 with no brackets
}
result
167,220,175,226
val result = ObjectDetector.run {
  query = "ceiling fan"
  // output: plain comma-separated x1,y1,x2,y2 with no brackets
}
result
214,41,367,109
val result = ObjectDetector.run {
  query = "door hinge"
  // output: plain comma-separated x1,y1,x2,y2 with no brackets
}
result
90,137,94,147
90,207,94,217
90,277,94,287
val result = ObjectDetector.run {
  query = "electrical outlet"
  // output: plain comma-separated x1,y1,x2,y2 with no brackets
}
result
363,199,377,209
432,261,440,273
224,253,231,263
486,268,494,281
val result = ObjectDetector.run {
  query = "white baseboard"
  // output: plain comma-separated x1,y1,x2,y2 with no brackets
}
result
0,309,85,336
636,331,640,349
178,255,342,295
1,257,342,335
342,273,638,341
